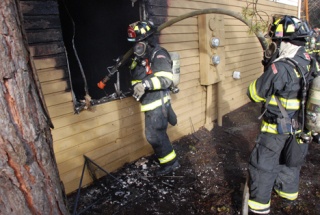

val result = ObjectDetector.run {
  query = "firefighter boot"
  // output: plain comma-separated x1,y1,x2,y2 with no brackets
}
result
155,160,180,176
280,199,297,213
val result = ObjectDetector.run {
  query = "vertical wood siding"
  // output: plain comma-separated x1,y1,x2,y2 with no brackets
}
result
19,0,297,193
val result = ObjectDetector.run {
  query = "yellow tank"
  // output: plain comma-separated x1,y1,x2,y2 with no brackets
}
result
169,52,180,94
306,76,320,133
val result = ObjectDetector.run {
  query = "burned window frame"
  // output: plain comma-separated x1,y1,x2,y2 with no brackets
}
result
58,0,146,114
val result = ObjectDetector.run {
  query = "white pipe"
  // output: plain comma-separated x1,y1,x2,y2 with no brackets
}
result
298,0,301,18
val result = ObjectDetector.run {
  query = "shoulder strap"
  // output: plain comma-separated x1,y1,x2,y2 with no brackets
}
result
274,96,290,119
280,57,311,86
279,58,308,130
274,96,296,134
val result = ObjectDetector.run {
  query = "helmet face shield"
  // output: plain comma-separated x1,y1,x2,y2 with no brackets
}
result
295,18,312,37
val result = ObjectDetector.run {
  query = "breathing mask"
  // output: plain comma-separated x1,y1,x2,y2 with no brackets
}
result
133,41,147,57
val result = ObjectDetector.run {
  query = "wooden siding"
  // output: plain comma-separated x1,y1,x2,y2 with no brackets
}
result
19,0,297,194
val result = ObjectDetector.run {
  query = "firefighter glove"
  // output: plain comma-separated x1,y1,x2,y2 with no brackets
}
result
133,82,145,101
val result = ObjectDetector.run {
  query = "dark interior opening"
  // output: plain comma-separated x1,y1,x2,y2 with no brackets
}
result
58,0,141,106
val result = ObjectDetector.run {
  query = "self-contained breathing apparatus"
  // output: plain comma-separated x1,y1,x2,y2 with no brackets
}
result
262,42,319,144
260,15,320,143
128,20,181,94
97,20,180,94
129,46,181,94
305,68,320,136
305,28,320,56
280,58,316,144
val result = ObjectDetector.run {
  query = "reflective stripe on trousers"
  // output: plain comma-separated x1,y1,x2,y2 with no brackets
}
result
248,200,270,211
158,150,176,164
274,189,298,200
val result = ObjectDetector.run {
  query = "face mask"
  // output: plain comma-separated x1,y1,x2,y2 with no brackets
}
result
133,41,147,57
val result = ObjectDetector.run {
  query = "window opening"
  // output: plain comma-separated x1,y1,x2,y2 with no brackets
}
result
58,0,142,113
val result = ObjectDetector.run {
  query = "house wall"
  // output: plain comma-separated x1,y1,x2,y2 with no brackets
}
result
19,0,298,194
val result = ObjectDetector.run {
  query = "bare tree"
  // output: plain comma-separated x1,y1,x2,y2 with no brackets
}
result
0,0,68,214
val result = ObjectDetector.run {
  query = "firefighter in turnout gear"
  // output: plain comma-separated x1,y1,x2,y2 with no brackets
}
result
127,20,180,176
313,28,320,63
247,15,318,214
305,27,320,63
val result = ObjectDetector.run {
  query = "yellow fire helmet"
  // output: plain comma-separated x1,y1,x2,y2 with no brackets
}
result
268,15,312,40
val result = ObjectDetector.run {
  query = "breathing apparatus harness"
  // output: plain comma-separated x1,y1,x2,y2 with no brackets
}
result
260,52,316,143
130,44,180,94
130,41,153,75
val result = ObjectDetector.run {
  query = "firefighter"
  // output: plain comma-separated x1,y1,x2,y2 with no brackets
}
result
247,15,314,214
305,27,319,61
127,20,180,176
314,27,320,63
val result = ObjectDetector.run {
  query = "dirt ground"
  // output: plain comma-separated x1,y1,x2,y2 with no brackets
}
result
67,102,320,215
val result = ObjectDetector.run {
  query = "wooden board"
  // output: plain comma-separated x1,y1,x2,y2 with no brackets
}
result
33,54,67,70
29,42,65,57
37,67,69,82
20,1,59,15
26,29,63,44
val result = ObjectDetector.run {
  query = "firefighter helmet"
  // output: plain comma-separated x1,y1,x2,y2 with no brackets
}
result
127,20,156,42
268,15,312,40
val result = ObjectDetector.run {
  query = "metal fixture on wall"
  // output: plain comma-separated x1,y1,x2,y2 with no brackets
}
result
210,37,220,65
233,71,241,79
210,37,220,48
211,55,220,65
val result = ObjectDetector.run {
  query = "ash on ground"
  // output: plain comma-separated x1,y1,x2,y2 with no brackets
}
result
67,102,320,215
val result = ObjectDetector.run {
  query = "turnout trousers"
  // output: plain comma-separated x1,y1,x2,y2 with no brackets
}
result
145,105,176,165
248,132,301,210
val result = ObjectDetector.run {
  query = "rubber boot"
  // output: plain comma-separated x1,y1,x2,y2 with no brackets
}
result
155,160,180,176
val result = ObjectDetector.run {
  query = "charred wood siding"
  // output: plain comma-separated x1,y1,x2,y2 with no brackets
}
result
18,0,153,194
19,0,72,109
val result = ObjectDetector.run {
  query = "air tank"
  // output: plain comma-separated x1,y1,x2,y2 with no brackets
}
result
306,75,320,133
169,52,180,94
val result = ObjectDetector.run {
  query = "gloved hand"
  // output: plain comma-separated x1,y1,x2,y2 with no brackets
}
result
133,82,145,101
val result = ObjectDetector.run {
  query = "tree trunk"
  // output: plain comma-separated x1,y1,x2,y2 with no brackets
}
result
0,0,68,214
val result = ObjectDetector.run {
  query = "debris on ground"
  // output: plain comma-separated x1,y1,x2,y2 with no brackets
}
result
67,102,320,215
